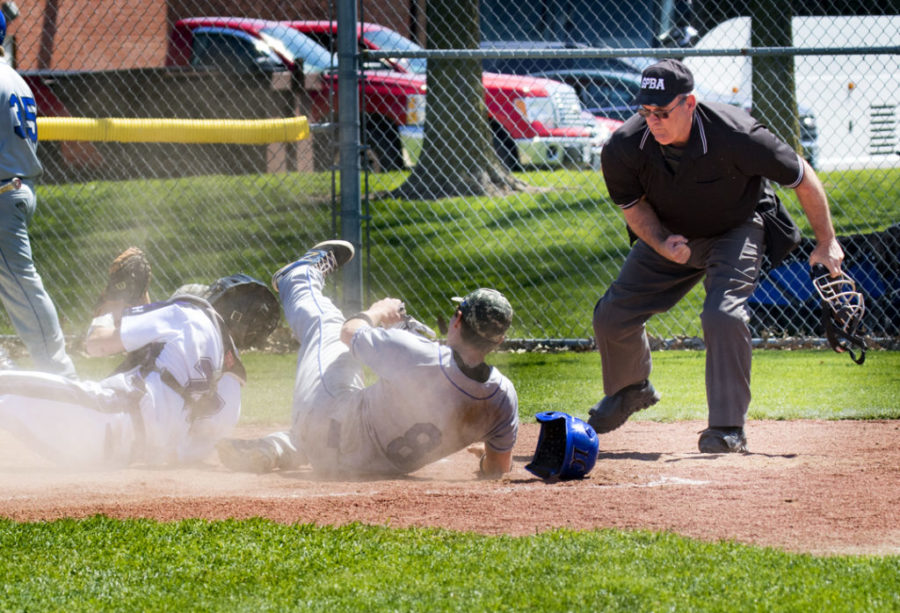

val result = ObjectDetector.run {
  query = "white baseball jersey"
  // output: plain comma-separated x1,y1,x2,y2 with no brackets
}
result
0,302,242,468
281,262,518,477
349,327,517,470
0,63,42,179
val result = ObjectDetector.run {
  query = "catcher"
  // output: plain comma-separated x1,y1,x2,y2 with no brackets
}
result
0,248,280,468
216,240,519,479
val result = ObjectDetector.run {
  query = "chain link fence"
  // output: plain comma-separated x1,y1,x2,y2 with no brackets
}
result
4,1,898,349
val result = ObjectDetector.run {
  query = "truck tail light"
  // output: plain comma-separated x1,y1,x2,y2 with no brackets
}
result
514,96,557,129
406,94,426,126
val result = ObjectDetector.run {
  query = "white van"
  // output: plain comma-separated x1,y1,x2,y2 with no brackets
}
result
683,16,900,171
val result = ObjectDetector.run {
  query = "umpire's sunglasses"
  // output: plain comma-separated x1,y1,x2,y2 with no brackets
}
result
637,95,688,120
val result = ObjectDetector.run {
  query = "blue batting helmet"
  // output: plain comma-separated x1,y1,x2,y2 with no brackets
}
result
0,12,6,46
525,411,599,481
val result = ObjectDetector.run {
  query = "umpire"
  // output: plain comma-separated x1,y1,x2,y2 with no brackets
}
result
588,59,844,453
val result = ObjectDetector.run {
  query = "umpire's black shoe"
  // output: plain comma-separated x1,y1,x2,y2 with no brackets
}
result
698,427,748,454
587,379,660,434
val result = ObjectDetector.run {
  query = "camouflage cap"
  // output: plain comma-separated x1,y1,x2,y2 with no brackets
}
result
453,288,513,344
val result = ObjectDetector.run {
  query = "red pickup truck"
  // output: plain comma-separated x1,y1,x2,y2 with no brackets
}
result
290,20,620,170
167,17,610,171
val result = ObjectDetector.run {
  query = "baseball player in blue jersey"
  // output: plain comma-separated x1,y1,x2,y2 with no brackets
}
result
0,12,75,377
217,240,519,479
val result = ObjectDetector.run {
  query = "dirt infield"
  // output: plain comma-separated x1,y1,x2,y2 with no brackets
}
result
1,419,897,556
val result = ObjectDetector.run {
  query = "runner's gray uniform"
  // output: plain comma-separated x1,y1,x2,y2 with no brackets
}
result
278,263,518,476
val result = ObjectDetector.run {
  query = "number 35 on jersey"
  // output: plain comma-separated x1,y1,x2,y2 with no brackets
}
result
10,94,37,143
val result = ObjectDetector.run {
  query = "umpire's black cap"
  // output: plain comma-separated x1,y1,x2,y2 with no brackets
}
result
634,59,694,107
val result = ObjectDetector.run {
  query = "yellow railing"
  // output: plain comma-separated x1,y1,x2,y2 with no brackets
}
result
37,116,309,144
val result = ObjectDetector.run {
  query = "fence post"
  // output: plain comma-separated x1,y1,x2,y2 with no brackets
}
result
338,0,362,312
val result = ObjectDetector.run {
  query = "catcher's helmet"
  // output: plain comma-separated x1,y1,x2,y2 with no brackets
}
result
525,411,599,481
810,265,867,365
206,274,281,349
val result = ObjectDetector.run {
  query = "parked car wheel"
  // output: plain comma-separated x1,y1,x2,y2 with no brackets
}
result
364,116,404,172
491,122,521,171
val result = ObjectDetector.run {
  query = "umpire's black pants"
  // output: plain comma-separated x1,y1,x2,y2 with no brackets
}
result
593,213,765,428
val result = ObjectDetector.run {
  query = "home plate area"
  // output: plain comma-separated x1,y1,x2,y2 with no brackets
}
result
0,419,897,556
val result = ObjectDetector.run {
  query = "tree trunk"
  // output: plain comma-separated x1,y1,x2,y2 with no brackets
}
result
750,1,801,154
390,0,527,199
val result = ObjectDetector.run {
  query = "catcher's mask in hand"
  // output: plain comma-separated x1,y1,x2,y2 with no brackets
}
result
810,264,866,365
525,411,599,482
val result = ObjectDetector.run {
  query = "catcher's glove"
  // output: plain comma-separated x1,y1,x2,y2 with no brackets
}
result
93,247,152,315
810,264,866,365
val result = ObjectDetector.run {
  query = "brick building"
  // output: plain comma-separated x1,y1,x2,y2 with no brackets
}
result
7,1,423,71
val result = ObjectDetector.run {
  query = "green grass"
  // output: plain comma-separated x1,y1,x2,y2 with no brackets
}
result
195,348,900,424
4,169,897,609
494,348,900,422
1,518,897,612
361,167,900,339
31,173,339,328
3,339,898,613
27,167,900,339
59,347,900,425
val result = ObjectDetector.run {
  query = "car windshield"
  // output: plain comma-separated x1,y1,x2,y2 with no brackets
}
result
582,77,639,110
364,27,428,74
260,24,334,72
